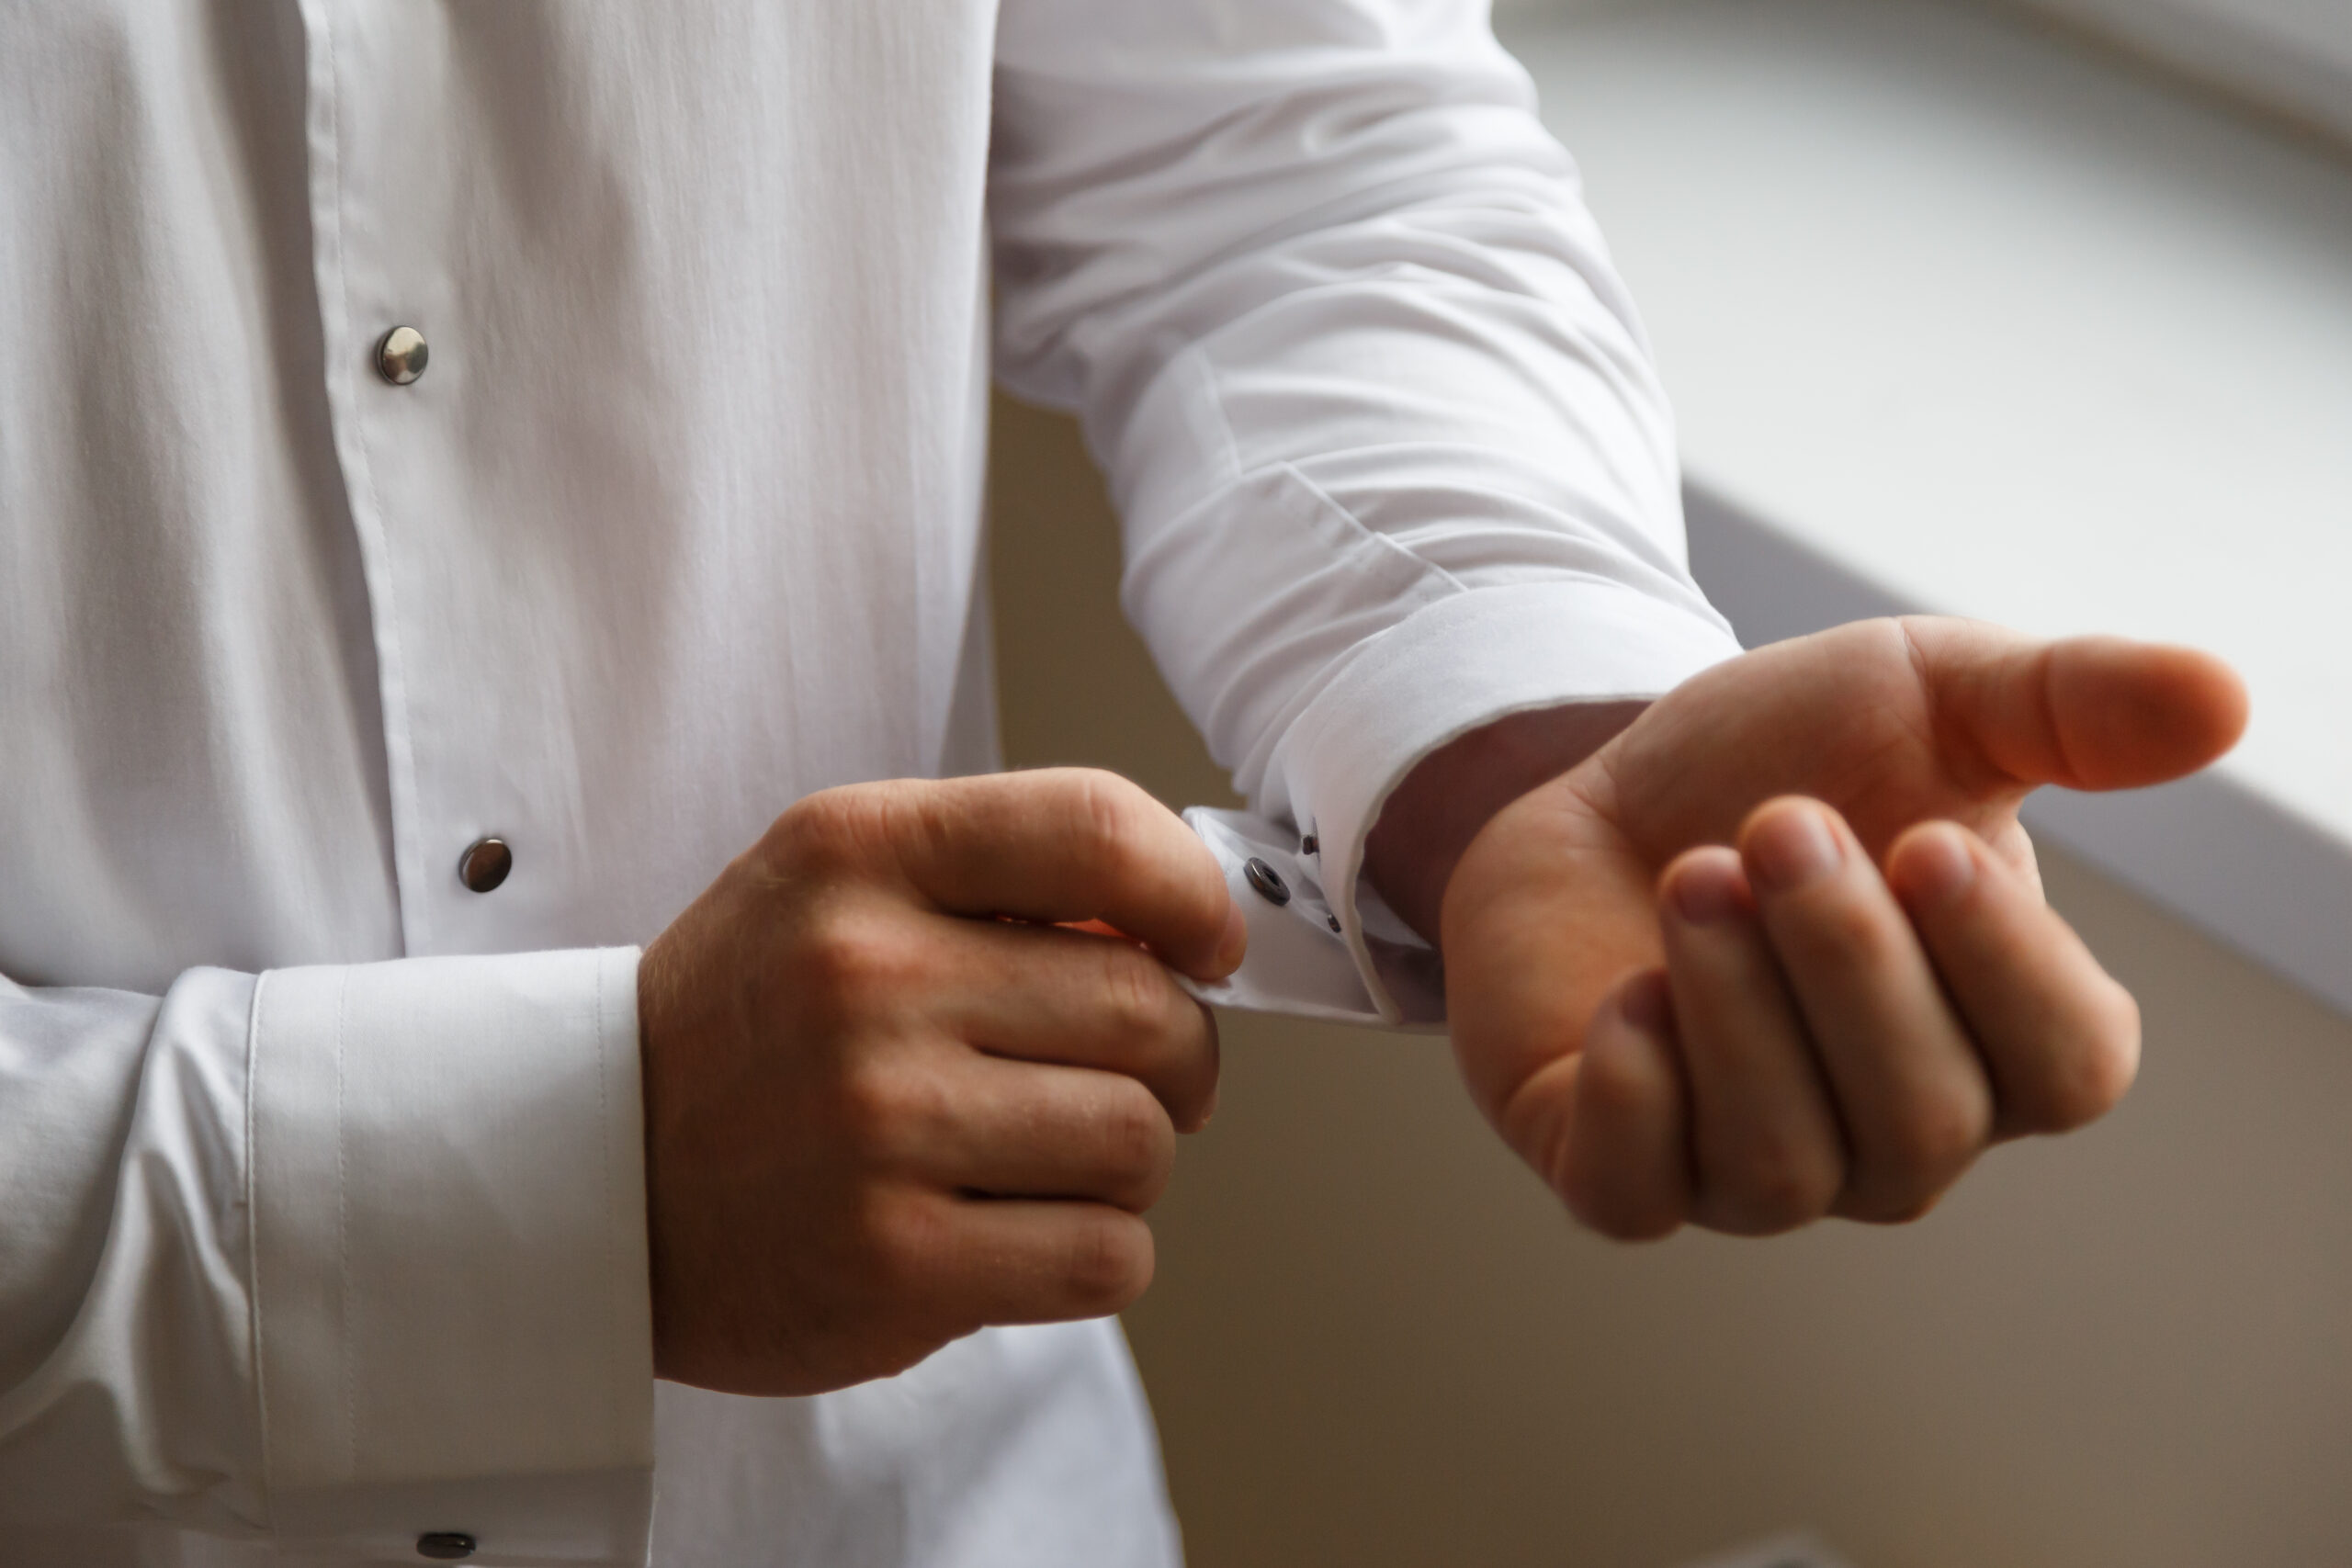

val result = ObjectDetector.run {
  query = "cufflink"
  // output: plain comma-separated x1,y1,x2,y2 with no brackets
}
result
1243,856,1291,906
1179,807,1444,1030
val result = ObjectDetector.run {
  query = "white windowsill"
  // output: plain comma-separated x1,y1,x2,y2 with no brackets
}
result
1498,0,2352,1014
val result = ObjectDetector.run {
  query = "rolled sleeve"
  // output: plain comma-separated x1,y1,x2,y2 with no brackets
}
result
250,948,654,1564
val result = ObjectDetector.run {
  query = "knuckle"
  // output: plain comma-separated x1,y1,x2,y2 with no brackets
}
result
1063,1213,1153,1313
1849,1089,1986,1221
1849,1188,1947,1227
1553,1077,1686,1245
1712,1135,1840,1235
837,1059,945,1154
1171,1006,1223,1131
1574,1035,1659,1121
1101,946,1172,1042
800,910,915,1004
1095,1087,1174,1199
775,785,870,867
2024,998,2143,1131
856,1187,944,1297
1093,949,1220,1123
1834,1168,1940,1226
1068,771,1155,887
2082,984,2144,1104
1807,894,1899,961
1070,767,1145,840
1562,1168,1682,1244
1883,1089,1988,1181
782,780,937,875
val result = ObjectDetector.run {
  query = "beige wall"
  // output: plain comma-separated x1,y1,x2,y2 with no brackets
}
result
987,394,2352,1568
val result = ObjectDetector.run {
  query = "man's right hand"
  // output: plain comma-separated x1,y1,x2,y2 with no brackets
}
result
638,770,1245,1396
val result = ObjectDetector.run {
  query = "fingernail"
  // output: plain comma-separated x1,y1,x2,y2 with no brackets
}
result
1899,824,1977,910
1214,898,1249,974
1668,859,1746,924
1747,804,1841,895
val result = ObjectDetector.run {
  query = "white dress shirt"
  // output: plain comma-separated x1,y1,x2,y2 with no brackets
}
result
0,1,1737,1563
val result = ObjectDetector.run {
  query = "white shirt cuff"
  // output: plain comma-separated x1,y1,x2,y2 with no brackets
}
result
1185,580,1741,1028
248,949,654,1565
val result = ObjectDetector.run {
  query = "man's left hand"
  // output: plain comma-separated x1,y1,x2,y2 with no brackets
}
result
1385,616,2246,1241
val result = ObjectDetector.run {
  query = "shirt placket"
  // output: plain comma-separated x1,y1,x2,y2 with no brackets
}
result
296,0,517,961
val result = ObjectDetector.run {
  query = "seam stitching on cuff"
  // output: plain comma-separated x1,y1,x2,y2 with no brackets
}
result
245,970,276,1527
595,953,620,1433
334,967,356,1478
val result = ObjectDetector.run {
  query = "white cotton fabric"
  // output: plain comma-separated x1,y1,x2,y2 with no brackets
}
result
0,0,1738,1563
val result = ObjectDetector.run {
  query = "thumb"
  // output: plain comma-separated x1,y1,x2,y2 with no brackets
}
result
1913,623,2249,794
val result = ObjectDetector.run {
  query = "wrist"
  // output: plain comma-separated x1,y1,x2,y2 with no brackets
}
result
1362,700,1648,946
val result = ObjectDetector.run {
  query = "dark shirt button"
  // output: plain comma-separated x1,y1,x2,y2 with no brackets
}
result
1243,857,1290,906
377,324,429,385
458,837,513,894
416,1533,477,1561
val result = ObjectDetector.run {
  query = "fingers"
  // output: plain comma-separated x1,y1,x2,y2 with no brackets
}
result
903,1055,1179,1213
883,1190,1159,1331
1555,973,1690,1242
1904,620,2249,794
1657,849,1844,1235
1571,801,2141,1243
821,918,1212,1212
1740,799,1992,1224
810,770,1245,981
944,918,1221,1130
1888,820,2140,1136
833,910,1218,1213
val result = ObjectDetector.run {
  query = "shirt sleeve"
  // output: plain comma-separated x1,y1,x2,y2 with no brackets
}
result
990,0,1745,1024
0,952,655,1564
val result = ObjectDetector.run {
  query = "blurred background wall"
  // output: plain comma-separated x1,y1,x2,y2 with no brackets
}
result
986,392,2352,1568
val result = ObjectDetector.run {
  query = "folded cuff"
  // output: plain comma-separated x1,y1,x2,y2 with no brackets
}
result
1272,579,1742,1023
249,948,653,1565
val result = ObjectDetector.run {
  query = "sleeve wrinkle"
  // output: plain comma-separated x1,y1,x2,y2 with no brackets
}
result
994,4,1711,820
990,0,1744,1021
0,951,657,1562
0,968,267,1533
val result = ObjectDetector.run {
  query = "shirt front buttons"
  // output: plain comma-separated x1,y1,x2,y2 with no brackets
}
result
415,1533,477,1562
458,837,512,894
376,324,429,385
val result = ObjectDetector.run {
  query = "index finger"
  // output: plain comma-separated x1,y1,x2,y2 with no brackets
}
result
882,770,1245,982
